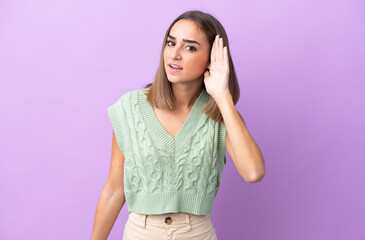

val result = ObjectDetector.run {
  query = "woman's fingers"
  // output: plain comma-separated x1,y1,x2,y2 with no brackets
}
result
215,35,219,62
211,35,227,64
219,37,223,62
214,35,219,63
224,46,229,68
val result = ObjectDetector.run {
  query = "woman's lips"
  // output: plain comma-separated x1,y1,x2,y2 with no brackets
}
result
168,64,183,72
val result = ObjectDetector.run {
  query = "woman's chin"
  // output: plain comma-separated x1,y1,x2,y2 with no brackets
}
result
166,76,184,83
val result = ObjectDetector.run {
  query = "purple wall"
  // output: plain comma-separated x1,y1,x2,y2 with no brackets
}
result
1,0,364,239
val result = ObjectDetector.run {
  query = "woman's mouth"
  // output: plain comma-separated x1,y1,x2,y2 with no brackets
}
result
168,64,183,72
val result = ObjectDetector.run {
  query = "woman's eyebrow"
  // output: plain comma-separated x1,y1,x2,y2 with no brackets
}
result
168,35,200,45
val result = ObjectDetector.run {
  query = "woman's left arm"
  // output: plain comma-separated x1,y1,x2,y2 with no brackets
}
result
216,92,265,183
203,35,265,183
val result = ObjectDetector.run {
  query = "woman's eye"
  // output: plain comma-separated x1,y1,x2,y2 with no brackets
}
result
166,40,174,46
166,40,196,52
186,46,196,52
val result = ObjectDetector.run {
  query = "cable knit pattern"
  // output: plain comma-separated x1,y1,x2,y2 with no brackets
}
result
107,87,226,215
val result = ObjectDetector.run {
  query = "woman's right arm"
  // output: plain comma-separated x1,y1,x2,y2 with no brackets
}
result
90,131,126,240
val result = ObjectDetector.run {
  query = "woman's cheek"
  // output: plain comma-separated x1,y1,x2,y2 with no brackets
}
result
196,61,208,74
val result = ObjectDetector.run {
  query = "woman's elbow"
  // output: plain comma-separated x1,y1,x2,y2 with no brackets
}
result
103,186,125,202
243,168,265,183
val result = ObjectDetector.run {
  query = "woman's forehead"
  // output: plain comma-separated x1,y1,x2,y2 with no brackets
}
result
169,19,206,42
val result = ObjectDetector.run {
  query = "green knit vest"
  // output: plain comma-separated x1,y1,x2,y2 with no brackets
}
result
107,87,226,215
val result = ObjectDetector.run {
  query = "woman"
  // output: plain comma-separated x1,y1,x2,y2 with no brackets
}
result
91,10,265,240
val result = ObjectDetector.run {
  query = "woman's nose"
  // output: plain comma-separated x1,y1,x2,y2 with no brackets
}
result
170,47,182,60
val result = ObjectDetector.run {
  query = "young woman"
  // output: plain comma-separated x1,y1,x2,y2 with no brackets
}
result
91,10,265,240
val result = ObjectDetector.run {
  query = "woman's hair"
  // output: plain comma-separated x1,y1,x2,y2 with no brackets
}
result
143,10,240,123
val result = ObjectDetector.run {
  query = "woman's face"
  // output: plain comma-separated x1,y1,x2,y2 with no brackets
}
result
163,19,211,84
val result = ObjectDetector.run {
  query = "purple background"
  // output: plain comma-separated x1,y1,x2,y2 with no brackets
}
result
1,0,364,239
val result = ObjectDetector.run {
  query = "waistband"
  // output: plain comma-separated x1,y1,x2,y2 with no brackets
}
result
128,211,211,229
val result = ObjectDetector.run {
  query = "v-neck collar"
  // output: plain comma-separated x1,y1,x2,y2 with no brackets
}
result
139,87,210,152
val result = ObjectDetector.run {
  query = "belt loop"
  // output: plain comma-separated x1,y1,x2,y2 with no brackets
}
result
143,214,147,228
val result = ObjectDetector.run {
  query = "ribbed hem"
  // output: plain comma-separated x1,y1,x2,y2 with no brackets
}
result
107,100,126,154
139,90,175,152
217,122,227,170
138,87,210,153
214,122,227,199
126,191,216,215
175,88,210,152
